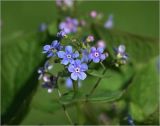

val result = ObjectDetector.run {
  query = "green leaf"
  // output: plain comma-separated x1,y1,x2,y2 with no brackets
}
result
92,25,159,64
1,32,44,124
59,90,124,105
128,57,159,122
87,69,109,78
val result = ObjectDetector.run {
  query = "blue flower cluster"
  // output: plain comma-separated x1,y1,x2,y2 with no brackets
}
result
38,17,128,92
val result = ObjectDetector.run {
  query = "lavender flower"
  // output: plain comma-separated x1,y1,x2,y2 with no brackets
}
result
97,40,106,48
86,35,94,42
68,59,88,80
59,17,79,34
43,40,63,57
89,47,106,63
57,46,79,65
104,14,114,29
90,10,97,18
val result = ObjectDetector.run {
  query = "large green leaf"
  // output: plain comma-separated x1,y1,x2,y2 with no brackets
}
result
92,25,159,64
128,57,159,123
1,32,45,124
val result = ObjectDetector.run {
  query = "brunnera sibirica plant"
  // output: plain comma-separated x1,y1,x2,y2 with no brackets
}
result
38,0,130,125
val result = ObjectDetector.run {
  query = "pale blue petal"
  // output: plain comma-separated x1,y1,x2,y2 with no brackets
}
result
81,64,88,71
91,47,96,52
97,47,104,53
88,53,93,60
100,54,106,60
93,57,100,63
75,59,81,66
65,46,72,53
61,59,69,65
73,51,79,58
71,72,78,80
43,45,51,53
78,72,87,80
68,64,75,72
57,51,65,58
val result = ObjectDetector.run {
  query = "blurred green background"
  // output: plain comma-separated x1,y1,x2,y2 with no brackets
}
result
2,1,159,39
1,1,159,125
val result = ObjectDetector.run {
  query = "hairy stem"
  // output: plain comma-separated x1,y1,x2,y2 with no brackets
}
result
57,89,73,125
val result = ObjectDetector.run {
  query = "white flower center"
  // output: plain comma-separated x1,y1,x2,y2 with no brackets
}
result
67,54,71,58
94,52,99,57
75,67,80,73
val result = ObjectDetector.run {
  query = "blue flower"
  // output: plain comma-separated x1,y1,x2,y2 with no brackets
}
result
59,17,79,34
57,30,67,38
43,40,63,57
81,49,90,63
89,47,106,63
68,59,88,80
57,46,79,65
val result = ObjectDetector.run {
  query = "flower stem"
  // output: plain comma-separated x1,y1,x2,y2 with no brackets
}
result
87,69,107,97
73,80,78,97
57,88,73,125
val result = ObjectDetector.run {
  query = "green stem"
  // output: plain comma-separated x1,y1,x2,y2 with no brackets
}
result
87,69,107,97
73,80,78,97
57,89,73,125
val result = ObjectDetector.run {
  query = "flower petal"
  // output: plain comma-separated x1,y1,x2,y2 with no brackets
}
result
81,63,88,71
88,53,93,60
47,52,53,57
61,59,69,65
51,40,58,47
97,47,104,53
71,72,78,80
75,59,81,66
91,47,96,52
100,54,106,60
73,51,79,58
65,46,72,53
93,57,100,63
57,51,65,58
68,64,75,72
78,72,87,80
43,45,51,53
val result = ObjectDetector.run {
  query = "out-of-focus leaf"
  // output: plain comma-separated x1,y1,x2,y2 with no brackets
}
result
87,69,109,78
1,32,44,124
92,25,159,64
128,57,159,122
59,90,124,105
